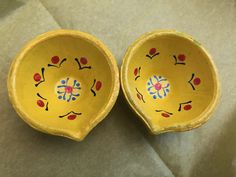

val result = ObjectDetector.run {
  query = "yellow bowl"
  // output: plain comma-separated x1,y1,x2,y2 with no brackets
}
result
8,29,119,141
121,30,220,134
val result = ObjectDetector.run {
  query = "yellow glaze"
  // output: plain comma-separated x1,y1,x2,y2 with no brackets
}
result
121,30,220,134
8,30,119,141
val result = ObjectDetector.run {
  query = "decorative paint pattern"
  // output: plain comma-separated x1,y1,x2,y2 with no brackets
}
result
131,49,203,118
90,79,102,96
34,67,45,87
75,57,92,70
59,111,82,120
155,110,173,118
36,93,49,111
136,88,145,103
147,75,170,99
32,55,104,120
57,78,81,102
146,48,160,59
48,56,67,68
188,73,201,90
134,67,141,80
178,101,192,111
173,54,186,65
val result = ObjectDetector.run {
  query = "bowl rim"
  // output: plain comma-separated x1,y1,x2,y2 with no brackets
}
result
7,29,120,141
121,29,221,134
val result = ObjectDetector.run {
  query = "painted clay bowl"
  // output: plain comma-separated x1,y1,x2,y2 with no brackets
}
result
121,30,220,134
8,30,119,141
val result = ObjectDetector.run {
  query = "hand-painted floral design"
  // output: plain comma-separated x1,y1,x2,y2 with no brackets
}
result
36,93,48,111
146,48,160,59
57,78,81,102
59,111,82,120
33,68,45,87
90,79,102,96
173,54,186,65
188,73,201,90
136,88,145,103
155,110,173,118
75,57,91,70
147,75,170,99
48,56,67,68
134,67,141,80
178,101,192,111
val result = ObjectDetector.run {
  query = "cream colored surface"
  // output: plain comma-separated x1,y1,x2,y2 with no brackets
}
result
0,0,235,177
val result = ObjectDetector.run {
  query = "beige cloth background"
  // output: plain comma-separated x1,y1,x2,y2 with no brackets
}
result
0,0,235,177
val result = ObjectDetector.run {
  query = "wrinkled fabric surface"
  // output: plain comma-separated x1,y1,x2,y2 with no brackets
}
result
0,0,235,177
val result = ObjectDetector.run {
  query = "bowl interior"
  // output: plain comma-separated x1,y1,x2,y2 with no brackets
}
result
10,32,117,137
122,32,219,132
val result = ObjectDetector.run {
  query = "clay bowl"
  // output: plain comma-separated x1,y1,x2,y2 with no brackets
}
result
121,30,220,134
8,29,119,141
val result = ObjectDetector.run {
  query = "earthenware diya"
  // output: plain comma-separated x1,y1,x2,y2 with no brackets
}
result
8,30,119,141
121,30,220,134
8,29,220,141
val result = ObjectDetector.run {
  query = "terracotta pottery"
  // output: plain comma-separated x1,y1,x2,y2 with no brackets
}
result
8,29,119,141
121,30,220,134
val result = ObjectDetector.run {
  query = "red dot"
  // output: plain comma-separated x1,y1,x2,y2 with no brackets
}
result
137,93,141,100
184,104,192,111
37,100,44,107
161,113,170,118
65,86,73,93
178,54,186,61
193,78,201,85
33,73,41,82
51,56,60,64
96,81,102,91
80,57,88,65
134,68,138,76
149,48,156,55
68,115,76,120
154,83,162,91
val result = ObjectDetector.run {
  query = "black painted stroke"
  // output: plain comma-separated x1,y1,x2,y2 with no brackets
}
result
59,111,82,118
48,58,67,68
178,100,192,111
188,73,195,90
35,67,45,87
90,79,96,96
36,92,49,111
135,67,141,81
173,55,186,65
75,58,91,70
146,52,160,59
136,88,145,103
155,109,173,115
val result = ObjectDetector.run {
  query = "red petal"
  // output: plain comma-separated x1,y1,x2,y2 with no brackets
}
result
37,100,44,107
68,115,76,120
193,78,201,85
33,73,41,82
96,81,102,91
149,48,156,55
184,104,192,111
178,54,186,61
51,56,60,64
80,57,88,65
161,113,170,118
